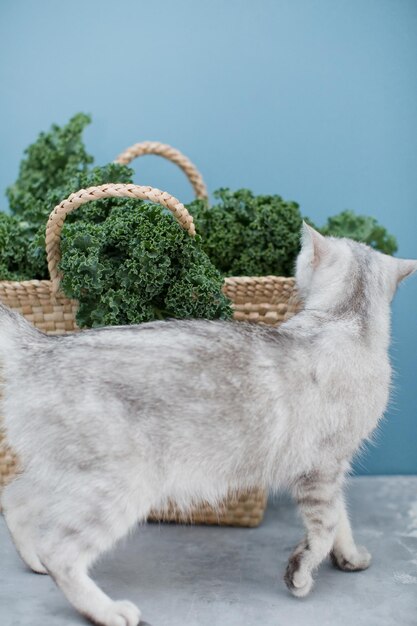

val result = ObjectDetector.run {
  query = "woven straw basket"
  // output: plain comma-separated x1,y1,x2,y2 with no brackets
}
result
0,142,300,527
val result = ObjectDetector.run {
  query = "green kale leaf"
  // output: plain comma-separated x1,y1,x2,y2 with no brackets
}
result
27,162,135,279
0,212,31,280
6,113,93,234
187,188,303,276
59,185,233,328
318,210,398,255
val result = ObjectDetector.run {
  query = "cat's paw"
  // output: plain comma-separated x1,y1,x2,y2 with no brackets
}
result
29,563,48,575
330,545,371,572
284,555,314,597
290,569,313,597
104,600,141,626
21,552,48,575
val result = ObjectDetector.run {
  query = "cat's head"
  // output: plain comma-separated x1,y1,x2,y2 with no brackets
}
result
295,222,417,312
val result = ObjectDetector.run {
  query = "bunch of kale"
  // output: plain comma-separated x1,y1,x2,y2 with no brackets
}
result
187,190,397,277
57,165,232,327
0,213,31,280
0,115,232,326
188,188,303,277
318,211,397,255
0,112,398,329
7,112,93,231
1,113,93,279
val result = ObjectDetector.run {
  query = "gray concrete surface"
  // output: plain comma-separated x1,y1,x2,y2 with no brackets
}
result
0,476,416,626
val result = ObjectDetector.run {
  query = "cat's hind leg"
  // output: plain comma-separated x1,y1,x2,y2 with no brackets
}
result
2,477,47,574
36,488,146,626
5,472,147,626
44,558,141,626
330,498,371,572
285,469,343,597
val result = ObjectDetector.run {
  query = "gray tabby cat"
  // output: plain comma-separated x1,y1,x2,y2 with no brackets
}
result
0,223,416,626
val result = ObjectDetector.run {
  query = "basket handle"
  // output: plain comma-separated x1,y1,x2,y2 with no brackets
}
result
114,141,208,200
46,183,196,294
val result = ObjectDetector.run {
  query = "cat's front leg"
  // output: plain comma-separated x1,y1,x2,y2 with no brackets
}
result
330,498,371,572
285,470,343,597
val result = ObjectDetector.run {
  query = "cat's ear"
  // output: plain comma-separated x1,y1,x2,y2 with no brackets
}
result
395,258,417,284
301,222,329,268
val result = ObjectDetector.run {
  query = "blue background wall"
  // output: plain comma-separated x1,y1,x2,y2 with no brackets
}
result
0,0,416,473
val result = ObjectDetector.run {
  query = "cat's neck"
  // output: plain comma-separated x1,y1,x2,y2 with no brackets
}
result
287,298,391,353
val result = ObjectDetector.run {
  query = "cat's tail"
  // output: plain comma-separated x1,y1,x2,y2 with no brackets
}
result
0,301,44,362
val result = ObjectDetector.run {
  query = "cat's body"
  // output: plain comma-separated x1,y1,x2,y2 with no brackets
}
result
3,309,390,508
0,224,415,626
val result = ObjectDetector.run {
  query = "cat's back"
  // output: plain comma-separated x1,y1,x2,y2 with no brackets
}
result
3,318,280,470
50,318,267,369
8,318,277,414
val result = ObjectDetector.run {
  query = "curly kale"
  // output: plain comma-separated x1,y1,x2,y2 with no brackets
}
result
2,117,231,327
0,212,32,280
6,113,93,234
317,210,398,255
189,189,398,278
27,162,135,279
0,113,94,281
1,112,398,329
188,188,303,276
59,189,232,328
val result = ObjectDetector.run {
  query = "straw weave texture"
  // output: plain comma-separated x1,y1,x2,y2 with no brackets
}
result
115,141,208,200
